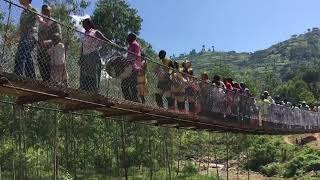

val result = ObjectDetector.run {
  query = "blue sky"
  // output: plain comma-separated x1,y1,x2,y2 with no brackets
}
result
15,0,320,55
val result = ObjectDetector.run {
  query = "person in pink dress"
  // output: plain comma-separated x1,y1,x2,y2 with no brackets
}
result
224,77,234,118
121,33,142,102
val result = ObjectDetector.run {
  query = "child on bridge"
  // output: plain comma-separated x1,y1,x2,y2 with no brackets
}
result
48,33,68,86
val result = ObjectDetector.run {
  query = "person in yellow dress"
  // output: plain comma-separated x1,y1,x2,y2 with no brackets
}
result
137,53,149,104
154,50,174,108
171,62,188,112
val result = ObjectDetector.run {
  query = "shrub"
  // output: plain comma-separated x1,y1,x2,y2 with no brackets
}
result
181,163,199,176
304,160,320,172
245,137,279,171
261,163,282,177
284,153,320,178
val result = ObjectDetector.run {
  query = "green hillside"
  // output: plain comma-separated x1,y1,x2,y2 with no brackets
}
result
174,28,320,103
177,27,320,77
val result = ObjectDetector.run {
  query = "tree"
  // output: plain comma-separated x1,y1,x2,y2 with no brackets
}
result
276,78,316,104
261,72,281,94
93,0,143,46
44,0,90,16
209,63,238,79
302,70,320,84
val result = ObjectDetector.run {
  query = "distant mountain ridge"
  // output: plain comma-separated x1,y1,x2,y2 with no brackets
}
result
174,27,320,78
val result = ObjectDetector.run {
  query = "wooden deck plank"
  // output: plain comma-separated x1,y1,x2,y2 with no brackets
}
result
154,119,180,126
103,111,139,117
64,103,103,112
16,90,68,105
126,114,166,122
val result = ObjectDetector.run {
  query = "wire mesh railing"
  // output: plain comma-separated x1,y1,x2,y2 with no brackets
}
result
0,0,320,132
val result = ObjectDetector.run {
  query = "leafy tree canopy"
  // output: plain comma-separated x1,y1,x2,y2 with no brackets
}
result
93,0,143,46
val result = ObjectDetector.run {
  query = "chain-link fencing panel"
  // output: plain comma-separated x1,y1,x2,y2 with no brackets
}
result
1,0,320,132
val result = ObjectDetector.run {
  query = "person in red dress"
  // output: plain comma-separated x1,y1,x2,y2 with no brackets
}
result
224,77,234,118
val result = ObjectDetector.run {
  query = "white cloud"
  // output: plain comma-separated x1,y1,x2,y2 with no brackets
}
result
70,14,90,33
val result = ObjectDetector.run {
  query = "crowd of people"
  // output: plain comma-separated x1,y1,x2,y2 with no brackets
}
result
14,1,68,87
154,53,258,118
12,0,320,128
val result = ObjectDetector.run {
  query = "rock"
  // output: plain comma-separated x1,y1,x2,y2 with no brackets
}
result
299,136,317,145
209,163,224,169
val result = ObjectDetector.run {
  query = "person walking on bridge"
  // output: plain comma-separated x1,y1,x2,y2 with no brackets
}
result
154,50,174,108
14,0,38,78
120,33,141,102
79,18,108,93
37,5,61,83
199,72,211,114
137,52,148,104
48,33,68,86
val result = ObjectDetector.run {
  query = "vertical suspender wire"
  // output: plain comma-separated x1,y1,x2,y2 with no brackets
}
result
0,102,3,180
12,104,17,180
236,135,240,180
18,105,23,180
164,130,172,180
53,108,58,180
176,129,182,176
215,149,219,179
207,133,211,176
120,119,128,180
226,133,229,180
0,0,12,65
246,135,250,180
72,114,77,179
148,126,154,180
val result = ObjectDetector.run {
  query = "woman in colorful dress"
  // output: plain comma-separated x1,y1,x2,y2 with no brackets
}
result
154,50,174,108
120,33,142,102
137,53,148,104
171,63,187,112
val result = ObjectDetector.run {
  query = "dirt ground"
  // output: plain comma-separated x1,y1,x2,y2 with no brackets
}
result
285,133,320,149
199,164,272,180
